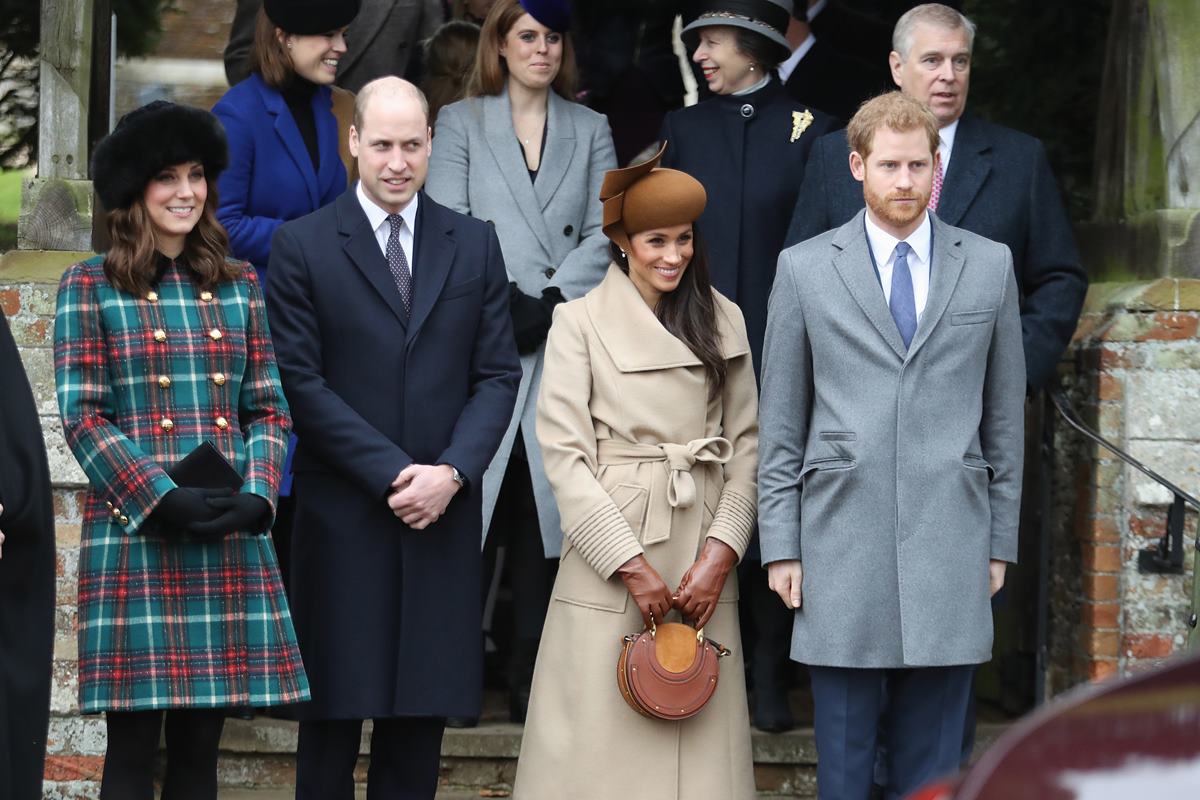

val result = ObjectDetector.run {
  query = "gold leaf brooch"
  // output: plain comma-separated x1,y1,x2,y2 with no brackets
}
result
791,110,814,143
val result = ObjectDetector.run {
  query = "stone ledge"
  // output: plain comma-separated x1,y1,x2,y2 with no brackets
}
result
1080,278,1200,315
0,249,93,283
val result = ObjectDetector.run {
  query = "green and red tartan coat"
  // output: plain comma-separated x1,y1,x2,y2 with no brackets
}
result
54,254,309,713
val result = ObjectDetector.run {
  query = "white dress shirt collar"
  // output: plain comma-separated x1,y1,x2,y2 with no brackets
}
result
777,33,816,83
356,181,419,267
864,210,933,317
938,117,960,175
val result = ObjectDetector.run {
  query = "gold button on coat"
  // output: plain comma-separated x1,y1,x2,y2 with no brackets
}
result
216,416,229,430
200,291,213,302
158,375,172,389
119,515,129,525
160,418,174,432
146,291,158,303
212,373,226,386
209,328,222,340
154,329,167,342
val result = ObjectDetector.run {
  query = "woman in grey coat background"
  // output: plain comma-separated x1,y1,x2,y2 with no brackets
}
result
425,0,615,722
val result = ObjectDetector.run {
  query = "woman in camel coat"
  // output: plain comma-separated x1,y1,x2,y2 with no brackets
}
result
514,149,759,799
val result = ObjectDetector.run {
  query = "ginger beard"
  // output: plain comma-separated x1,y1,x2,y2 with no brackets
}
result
862,174,930,231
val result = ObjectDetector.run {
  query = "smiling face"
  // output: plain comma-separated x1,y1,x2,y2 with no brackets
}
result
499,13,563,92
282,27,349,84
890,22,971,127
142,161,207,257
625,223,695,307
692,25,757,95
350,88,431,214
849,126,936,239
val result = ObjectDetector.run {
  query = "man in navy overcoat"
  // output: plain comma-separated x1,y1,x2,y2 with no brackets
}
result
785,3,1086,392
266,77,520,799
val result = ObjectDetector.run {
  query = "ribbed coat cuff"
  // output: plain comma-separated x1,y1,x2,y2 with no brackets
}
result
567,501,644,580
706,488,757,561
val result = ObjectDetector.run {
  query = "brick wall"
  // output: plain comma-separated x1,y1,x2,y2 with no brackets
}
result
1051,279,1199,690
154,0,236,61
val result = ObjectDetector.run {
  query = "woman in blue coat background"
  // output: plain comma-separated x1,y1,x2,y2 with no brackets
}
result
213,0,360,285
213,0,360,581
659,0,837,735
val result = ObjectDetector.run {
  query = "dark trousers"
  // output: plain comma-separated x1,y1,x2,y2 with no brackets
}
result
484,442,557,695
808,664,974,800
295,716,445,800
100,709,226,800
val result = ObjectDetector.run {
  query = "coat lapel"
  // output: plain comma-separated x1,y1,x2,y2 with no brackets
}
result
586,266,702,372
534,92,575,211
905,213,965,359
935,114,991,226
336,191,408,329
257,77,321,209
482,90,554,259
313,86,343,194
831,211,907,360
406,194,456,345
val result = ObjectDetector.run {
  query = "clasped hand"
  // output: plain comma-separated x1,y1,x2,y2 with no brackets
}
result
388,464,460,530
152,487,270,538
617,538,738,629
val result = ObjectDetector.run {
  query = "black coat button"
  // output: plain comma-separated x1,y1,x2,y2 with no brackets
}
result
563,224,574,235
740,103,755,119
544,267,556,278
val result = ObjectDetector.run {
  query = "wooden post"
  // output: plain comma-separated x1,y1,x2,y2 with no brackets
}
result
18,0,97,252
38,0,95,180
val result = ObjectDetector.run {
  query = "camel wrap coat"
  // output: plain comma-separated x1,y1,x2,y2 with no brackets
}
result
513,265,759,800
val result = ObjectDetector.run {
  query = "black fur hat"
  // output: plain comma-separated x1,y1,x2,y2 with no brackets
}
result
264,0,362,35
91,100,229,211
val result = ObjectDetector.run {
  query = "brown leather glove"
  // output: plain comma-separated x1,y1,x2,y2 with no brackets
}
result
673,538,739,628
616,554,673,628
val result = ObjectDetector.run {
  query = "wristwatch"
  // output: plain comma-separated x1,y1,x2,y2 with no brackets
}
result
444,464,466,488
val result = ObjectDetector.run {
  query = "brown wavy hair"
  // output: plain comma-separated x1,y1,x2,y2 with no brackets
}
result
248,8,297,89
610,226,727,398
103,177,237,296
466,0,577,99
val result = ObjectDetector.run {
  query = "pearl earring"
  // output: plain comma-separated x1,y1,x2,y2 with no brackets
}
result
749,64,755,72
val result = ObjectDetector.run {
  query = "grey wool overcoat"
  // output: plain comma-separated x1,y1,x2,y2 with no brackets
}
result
513,266,759,799
427,86,616,554
757,210,1026,668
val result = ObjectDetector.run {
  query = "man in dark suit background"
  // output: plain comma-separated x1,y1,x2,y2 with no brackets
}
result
224,0,444,89
266,76,520,798
780,0,892,122
786,2,1086,393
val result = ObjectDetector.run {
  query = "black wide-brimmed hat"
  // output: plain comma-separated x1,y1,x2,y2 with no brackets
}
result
682,0,793,54
91,101,228,211
264,0,362,35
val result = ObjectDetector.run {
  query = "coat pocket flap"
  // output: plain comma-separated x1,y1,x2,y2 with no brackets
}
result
963,454,996,481
951,309,995,326
798,457,856,482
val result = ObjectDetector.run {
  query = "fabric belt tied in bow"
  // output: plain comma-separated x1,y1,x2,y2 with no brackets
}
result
596,437,733,545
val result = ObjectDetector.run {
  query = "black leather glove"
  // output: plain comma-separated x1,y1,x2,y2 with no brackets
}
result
616,554,674,628
187,494,272,538
509,284,565,354
150,487,234,533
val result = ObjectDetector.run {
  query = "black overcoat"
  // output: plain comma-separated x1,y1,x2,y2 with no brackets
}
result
266,190,520,719
784,115,1088,391
660,76,837,373
0,310,55,799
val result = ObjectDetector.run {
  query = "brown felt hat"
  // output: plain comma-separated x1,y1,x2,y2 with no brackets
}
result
601,143,707,253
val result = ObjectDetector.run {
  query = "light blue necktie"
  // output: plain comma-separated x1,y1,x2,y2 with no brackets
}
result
889,241,917,348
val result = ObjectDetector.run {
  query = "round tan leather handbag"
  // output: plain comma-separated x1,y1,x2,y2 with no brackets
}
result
617,618,731,721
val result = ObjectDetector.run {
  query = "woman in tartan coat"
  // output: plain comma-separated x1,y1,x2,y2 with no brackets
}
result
54,101,308,800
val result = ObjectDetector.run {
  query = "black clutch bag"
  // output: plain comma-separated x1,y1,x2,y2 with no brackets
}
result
168,442,244,491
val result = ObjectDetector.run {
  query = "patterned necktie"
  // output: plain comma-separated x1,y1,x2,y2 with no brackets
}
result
889,241,917,348
929,155,944,212
386,214,413,317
